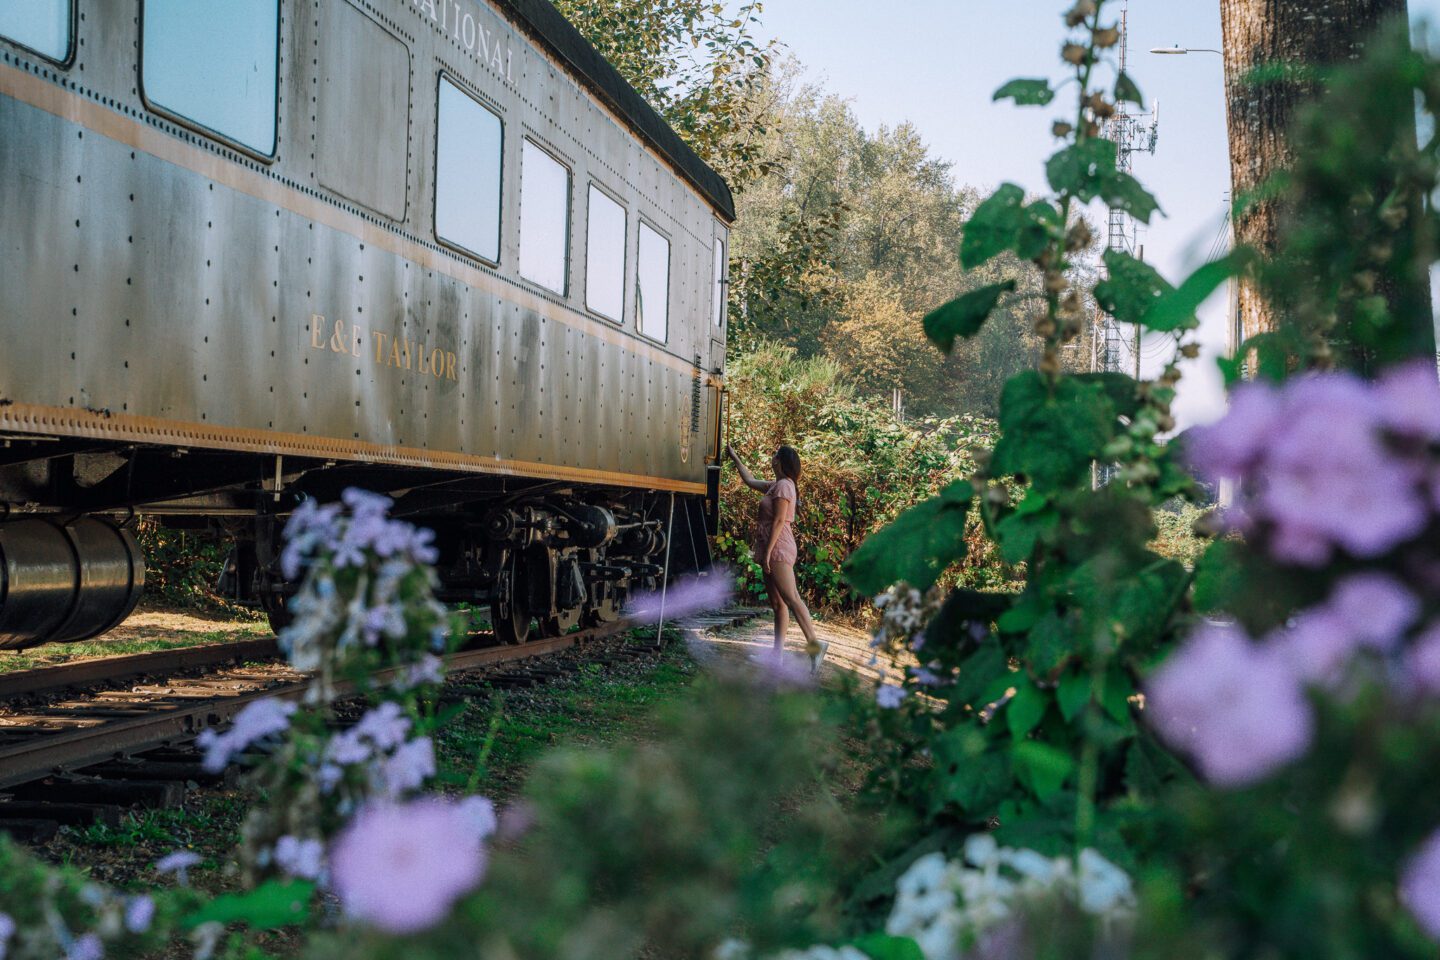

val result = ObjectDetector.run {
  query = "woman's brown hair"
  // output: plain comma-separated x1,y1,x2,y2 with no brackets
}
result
774,445,801,487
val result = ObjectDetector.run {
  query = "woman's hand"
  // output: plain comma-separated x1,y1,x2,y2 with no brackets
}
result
763,546,773,573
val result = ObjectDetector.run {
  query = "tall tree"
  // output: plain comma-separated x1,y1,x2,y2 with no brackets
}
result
1220,0,1414,342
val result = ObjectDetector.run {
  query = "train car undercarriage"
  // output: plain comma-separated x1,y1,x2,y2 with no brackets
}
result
0,437,716,651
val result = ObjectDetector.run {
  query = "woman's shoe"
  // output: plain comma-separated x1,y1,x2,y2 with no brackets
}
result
809,640,829,675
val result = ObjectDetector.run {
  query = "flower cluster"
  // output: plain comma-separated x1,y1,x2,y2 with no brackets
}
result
0,883,157,960
329,796,497,933
318,701,436,803
868,585,953,708
1186,362,1440,566
277,488,451,685
883,836,1134,960
197,699,297,773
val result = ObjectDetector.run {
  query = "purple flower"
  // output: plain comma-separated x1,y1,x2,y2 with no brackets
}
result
1406,623,1440,695
343,487,393,517
1329,572,1419,649
747,648,815,689
273,835,325,881
407,526,440,564
1377,359,1440,441
909,664,944,687
876,683,908,709
1185,380,1282,482
124,895,155,934
1401,828,1440,941
352,702,411,752
0,914,14,960
458,795,499,840
197,699,297,773
154,850,203,885
395,654,445,692
1275,608,1358,687
67,934,103,960
1147,623,1313,787
380,737,436,797
330,798,490,933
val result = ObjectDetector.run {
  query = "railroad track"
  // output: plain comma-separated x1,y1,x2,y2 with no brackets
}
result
0,609,762,840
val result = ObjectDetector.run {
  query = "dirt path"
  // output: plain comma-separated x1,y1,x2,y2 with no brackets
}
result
680,609,894,687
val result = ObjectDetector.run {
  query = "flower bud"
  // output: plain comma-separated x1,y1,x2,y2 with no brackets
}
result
1088,93,1115,120
1065,221,1093,252
1034,314,1057,338
1039,350,1062,377
1060,290,1083,317
1179,343,1200,360
1052,121,1075,139
1064,0,1096,27
1062,43,1088,65
1353,270,1377,294
1044,270,1068,294
1084,120,1101,138
1093,25,1120,48
1157,413,1176,432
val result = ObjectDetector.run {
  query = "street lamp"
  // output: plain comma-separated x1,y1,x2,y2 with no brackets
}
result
1150,46,1222,55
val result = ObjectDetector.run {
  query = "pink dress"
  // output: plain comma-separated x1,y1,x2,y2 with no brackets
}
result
753,478,799,566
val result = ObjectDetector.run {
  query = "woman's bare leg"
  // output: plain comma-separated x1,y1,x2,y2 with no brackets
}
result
764,569,788,651
770,562,819,652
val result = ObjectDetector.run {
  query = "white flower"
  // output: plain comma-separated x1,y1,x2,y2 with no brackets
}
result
124,894,155,933
154,850,203,885
0,913,14,960
713,938,752,960
1077,848,1135,916
963,833,1000,868
273,835,325,880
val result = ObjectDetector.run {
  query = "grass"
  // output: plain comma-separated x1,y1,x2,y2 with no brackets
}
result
0,624,268,674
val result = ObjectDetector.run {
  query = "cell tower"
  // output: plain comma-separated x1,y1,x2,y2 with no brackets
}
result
1091,0,1159,380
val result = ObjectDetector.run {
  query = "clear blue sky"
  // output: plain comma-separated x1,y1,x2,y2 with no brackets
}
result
747,0,1440,429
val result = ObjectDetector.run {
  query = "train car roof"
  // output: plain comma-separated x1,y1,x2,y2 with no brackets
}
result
494,0,736,223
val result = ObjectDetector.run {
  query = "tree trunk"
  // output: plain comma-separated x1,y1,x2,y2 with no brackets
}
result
1220,0,1410,342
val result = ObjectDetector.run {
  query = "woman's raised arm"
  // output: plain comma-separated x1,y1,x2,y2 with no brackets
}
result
726,445,772,493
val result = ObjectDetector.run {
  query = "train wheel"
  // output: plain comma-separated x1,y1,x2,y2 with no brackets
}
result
491,566,532,645
538,606,582,638
262,593,293,638
582,595,623,627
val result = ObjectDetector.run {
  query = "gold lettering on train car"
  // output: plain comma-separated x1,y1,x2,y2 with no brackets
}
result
310,314,326,350
418,347,431,376
329,319,348,353
372,330,388,363
429,348,445,378
445,352,457,381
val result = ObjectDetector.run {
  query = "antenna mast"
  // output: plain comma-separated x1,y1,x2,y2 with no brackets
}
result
1093,0,1159,379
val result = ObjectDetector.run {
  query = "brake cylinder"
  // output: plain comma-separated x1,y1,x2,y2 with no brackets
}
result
0,518,146,650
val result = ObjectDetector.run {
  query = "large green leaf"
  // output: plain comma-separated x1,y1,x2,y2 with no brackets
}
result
950,643,1009,707
961,184,1027,268
934,735,1012,814
1094,249,1174,327
991,373,1118,491
1143,252,1243,331
1045,138,1118,201
1012,740,1075,801
1101,171,1162,223
1057,670,1091,722
1006,679,1049,740
993,77,1056,106
923,281,1017,352
186,880,315,930
1114,71,1144,106
852,933,927,960
1072,372,1141,418
1023,610,1073,673
843,480,973,593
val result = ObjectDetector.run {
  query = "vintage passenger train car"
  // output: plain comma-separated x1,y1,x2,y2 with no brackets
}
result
0,0,731,649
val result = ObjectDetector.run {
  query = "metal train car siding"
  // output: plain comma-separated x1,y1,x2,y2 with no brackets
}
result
0,0,733,649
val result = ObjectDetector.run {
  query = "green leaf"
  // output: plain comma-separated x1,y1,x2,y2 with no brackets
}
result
923,281,1017,352
1143,252,1243,332
186,880,315,930
1192,539,1244,614
961,184,1026,268
991,372,1118,491
1057,671,1091,722
1094,250,1174,327
1012,740,1075,801
1114,71,1144,106
950,643,1008,707
1006,680,1048,740
1099,668,1133,724
1045,138,1118,201
935,737,1012,813
995,506,1057,564
852,933,927,960
993,77,1056,106
843,481,973,593
1023,611,1073,673
1100,171,1162,224
1072,372,1141,418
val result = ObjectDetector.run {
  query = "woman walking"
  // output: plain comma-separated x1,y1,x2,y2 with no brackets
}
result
727,444,828,673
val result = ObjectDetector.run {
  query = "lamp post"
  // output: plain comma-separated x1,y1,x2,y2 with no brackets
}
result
1149,46,1222,56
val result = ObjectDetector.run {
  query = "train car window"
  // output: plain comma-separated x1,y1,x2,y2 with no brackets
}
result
317,1,411,222
711,230,728,328
435,77,503,264
519,140,571,295
636,222,670,343
0,0,71,62
585,185,626,322
141,0,280,157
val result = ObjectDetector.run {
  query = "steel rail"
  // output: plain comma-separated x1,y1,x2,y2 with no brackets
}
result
0,638,282,701
0,621,635,791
